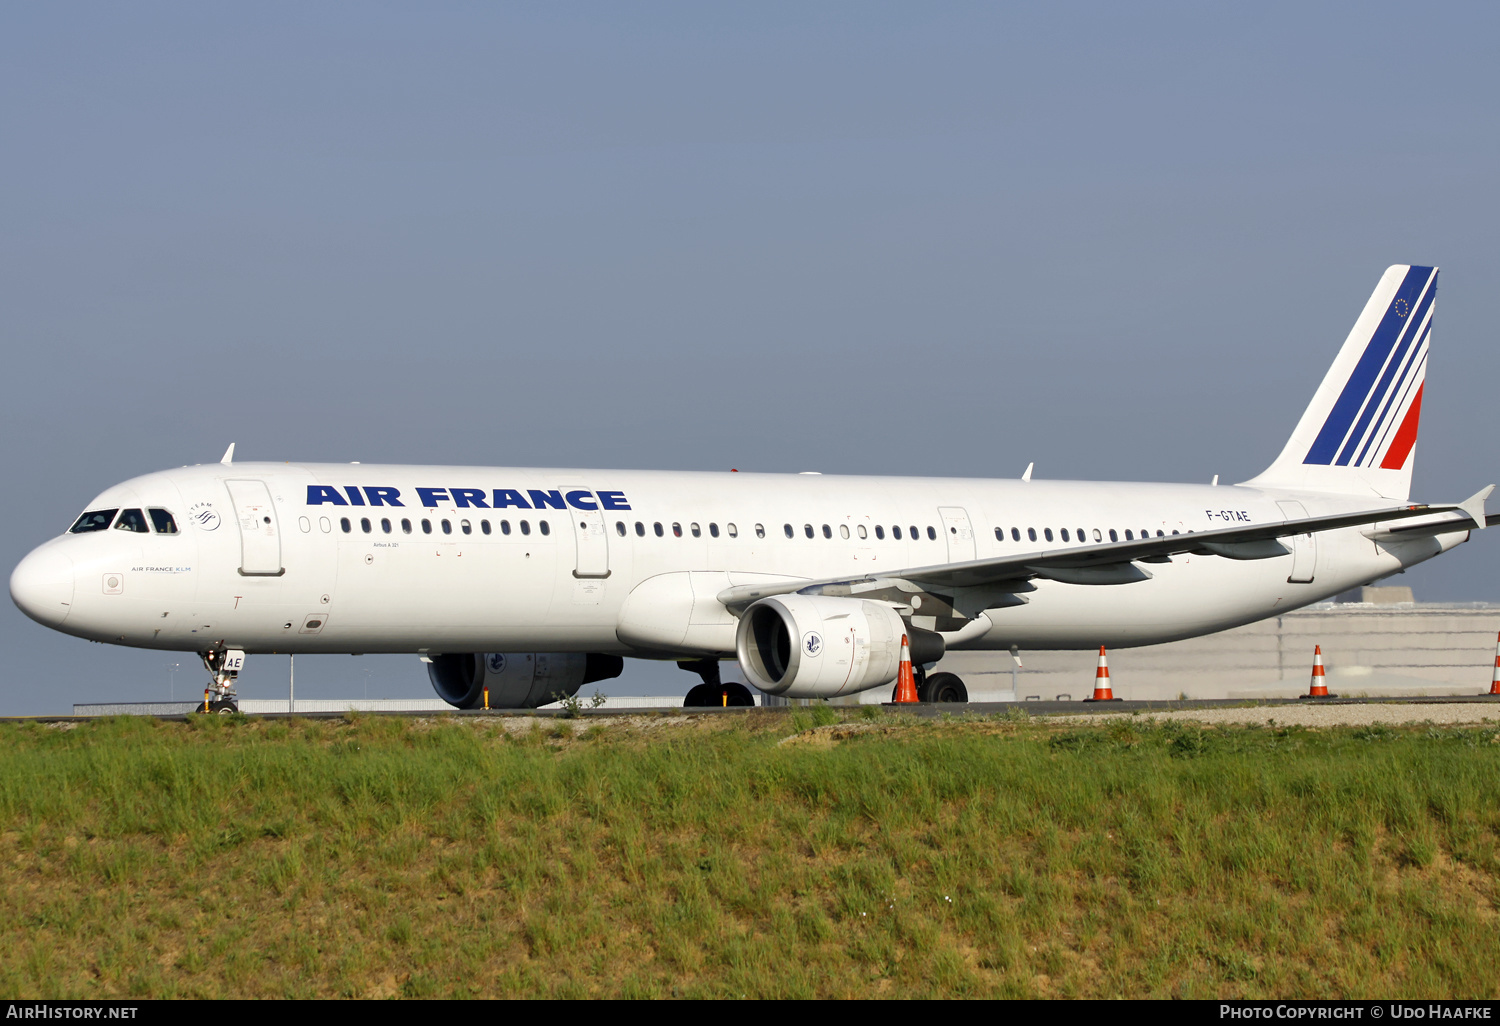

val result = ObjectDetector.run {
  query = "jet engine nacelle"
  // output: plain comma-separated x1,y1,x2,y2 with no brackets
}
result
735,594,943,699
426,652,624,709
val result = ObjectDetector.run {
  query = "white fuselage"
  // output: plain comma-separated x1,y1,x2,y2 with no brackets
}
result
10,462,1467,661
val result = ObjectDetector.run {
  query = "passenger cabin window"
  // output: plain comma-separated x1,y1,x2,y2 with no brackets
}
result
821,524,831,539
441,520,452,535
1061,528,1070,542
70,509,119,534
926,526,936,540
539,521,550,536
482,520,492,535
672,522,682,538
341,517,352,533
115,509,150,533
149,509,179,534
501,520,512,535
616,522,627,537
422,519,432,534
728,523,739,538
635,522,645,536
1124,529,1133,540
654,522,664,537
804,524,814,539
1043,528,1053,542
910,526,919,540
875,525,885,540
298,516,311,533
1011,527,1020,541
520,521,531,536
460,519,471,535
690,523,701,538
995,527,1004,541
361,517,372,534
856,525,866,539
1109,529,1118,542
708,523,719,538
319,517,332,533
783,524,794,538
381,518,393,534
893,526,902,540
1027,528,1037,541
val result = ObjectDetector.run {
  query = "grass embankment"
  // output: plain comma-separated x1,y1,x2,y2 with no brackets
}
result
0,709,1496,998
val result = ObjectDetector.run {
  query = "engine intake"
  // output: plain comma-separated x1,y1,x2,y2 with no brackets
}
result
427,652,623,709
735,595,944,699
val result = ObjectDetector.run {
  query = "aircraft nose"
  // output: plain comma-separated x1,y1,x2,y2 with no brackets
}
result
10,545,75,628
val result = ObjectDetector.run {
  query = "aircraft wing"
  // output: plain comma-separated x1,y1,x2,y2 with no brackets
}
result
717,497,1487,611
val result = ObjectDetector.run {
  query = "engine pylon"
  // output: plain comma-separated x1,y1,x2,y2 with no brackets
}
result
892,634,919,704
1300,644,1336,699
1084,645,1120,702
1486,633,1500,696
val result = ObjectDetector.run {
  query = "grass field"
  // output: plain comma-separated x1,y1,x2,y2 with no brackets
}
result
0,708,1496,999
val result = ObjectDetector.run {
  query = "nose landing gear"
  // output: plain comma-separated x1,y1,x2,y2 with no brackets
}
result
197,648,245,714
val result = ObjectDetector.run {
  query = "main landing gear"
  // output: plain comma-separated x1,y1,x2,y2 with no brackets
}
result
919,671,969,704
680,658,755,708
895,665,970,704
196,648,245,714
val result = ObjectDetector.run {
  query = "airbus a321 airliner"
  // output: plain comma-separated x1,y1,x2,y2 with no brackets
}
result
11,265,1495,711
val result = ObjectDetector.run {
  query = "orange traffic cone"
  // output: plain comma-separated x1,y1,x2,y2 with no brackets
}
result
1485,633,1500,696
892,634,919,703
1300,645,1335,699
1084,646,1119,701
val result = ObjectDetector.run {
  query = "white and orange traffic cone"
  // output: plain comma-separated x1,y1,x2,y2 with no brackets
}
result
1300,645,1335,699
1485,633,1500,696
1083,645,1119,701
892,634,919,703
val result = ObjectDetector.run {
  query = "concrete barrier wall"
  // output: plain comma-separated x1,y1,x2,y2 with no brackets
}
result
931,603,1500,701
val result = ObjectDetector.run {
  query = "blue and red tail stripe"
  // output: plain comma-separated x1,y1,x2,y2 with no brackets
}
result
1303,265,1436,467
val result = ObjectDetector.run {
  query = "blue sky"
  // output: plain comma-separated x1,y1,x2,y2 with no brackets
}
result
3,4,1497,713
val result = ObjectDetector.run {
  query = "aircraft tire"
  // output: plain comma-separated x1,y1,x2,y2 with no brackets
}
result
684,682,756,707
920,672,968,704
210,699,239,715
722,682,755,707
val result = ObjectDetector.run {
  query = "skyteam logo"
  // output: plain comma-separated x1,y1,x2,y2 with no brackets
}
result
188,502,220,531
803,632,823,658
486,653,506,674
1303,265,1436,472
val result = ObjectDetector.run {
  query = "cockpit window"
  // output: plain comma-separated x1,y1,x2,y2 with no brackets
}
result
70,509,119,533
114,509,150,533
148,509,179,534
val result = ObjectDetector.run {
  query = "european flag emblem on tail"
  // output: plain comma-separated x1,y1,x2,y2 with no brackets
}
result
1245,265,1437,501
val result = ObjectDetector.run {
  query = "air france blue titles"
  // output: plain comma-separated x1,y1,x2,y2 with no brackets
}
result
306,486,630,511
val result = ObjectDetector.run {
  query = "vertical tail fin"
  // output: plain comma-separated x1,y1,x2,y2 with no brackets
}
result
1244,264,1436,500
